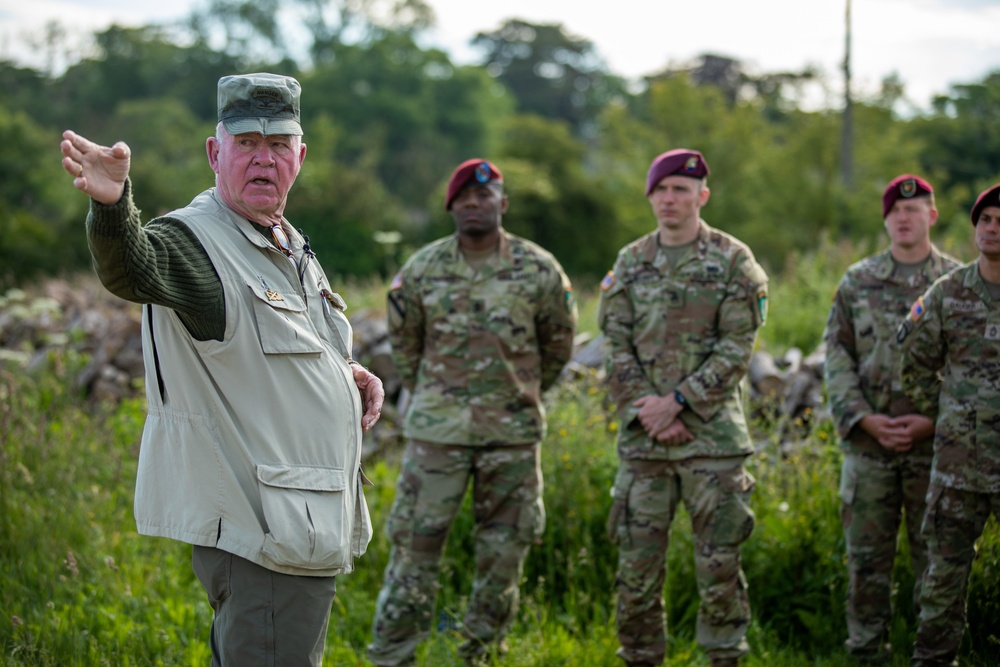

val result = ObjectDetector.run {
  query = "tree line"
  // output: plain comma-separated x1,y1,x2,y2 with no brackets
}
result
1,0,999,289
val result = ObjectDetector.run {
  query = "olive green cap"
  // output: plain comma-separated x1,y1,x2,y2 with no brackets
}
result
217,72,302,136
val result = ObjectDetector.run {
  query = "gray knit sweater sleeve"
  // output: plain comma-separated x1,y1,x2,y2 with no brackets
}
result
86,179,226,341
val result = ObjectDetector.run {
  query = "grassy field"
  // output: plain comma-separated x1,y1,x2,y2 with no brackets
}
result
2,255,999,666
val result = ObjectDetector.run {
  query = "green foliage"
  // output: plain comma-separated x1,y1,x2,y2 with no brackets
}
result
917,71,1000,194
494,115,620,278
111,98,217,220
471,19,626,134
0,108,90,288
757,236,866,355
2,15,999,288
303,33,512,211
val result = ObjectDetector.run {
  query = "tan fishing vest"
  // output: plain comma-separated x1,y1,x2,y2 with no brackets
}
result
134,188,371,577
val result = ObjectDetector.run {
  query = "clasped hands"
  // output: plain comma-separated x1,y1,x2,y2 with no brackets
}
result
859,413,935,453
633,393,694,446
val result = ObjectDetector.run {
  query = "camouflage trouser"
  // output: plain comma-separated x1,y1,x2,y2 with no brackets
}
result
366,440,544,667
911,485,1000,667
607,456,754,666
839,450,932,657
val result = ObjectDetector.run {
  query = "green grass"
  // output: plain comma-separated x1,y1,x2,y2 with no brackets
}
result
2,266,999,666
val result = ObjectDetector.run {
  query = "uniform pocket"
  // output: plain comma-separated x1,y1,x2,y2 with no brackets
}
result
516,494,546,545
839,463,858,505
606,466,635,545
257,464,351,570
712,467,756,546
352,471,373,558
385,476,419,548
246,282,325,355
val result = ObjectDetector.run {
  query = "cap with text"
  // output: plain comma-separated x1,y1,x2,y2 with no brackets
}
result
444,159,504,210
882,174,933,219
971,183,1000,225
217,73,302,137
645,149,709,195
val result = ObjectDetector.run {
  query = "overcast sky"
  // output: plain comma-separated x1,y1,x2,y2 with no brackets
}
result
2,0,999,111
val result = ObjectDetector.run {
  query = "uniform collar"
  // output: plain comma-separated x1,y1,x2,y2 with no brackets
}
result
640,219,710,268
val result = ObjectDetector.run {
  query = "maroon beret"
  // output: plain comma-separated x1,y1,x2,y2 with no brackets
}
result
971,183,1000,225
882,174,933,219
645,149,709,195
444,159,503,210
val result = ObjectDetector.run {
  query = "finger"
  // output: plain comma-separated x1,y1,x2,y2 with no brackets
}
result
61,156,79,177
111,141,131,159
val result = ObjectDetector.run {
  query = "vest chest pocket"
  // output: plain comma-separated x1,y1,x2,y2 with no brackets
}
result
257,463,351,570
246,282,325,355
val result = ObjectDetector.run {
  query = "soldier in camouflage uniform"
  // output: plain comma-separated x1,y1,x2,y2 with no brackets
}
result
899,183,1000,667
823,174,960,663
367,159,577,667
599,149,768,667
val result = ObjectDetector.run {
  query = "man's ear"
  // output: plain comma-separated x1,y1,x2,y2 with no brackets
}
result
699,185,711,207
206,137,221,174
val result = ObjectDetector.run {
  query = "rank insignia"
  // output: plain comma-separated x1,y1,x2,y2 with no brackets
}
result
265,289,284,301
475,161,492,183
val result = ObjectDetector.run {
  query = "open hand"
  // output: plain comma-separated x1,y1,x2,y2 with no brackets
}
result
60,130,130,205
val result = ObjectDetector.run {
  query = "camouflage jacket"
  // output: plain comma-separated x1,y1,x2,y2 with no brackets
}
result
387,229,577,446
824,246,961,457
598,221,768,461
898,260,1000,493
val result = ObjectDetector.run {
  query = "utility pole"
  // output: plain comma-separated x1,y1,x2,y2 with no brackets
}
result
840,0,854,190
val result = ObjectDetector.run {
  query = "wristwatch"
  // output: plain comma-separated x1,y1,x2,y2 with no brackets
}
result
674,389,687,408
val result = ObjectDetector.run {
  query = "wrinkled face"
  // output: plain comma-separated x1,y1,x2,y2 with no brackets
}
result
648,175,709,231
976,205,1000,260
449,183,508,239
884,196,937,250
207,125,306,224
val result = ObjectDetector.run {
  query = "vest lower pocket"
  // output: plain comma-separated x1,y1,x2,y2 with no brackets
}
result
256,463,351,570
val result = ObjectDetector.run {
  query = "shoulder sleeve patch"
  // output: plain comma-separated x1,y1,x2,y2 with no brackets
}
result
757,290,768,325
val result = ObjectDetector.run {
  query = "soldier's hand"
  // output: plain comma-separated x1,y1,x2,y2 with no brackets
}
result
634,394,683,437
60,130,130,206
860,413,912,452
893,414,935,445
654,419,694,446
